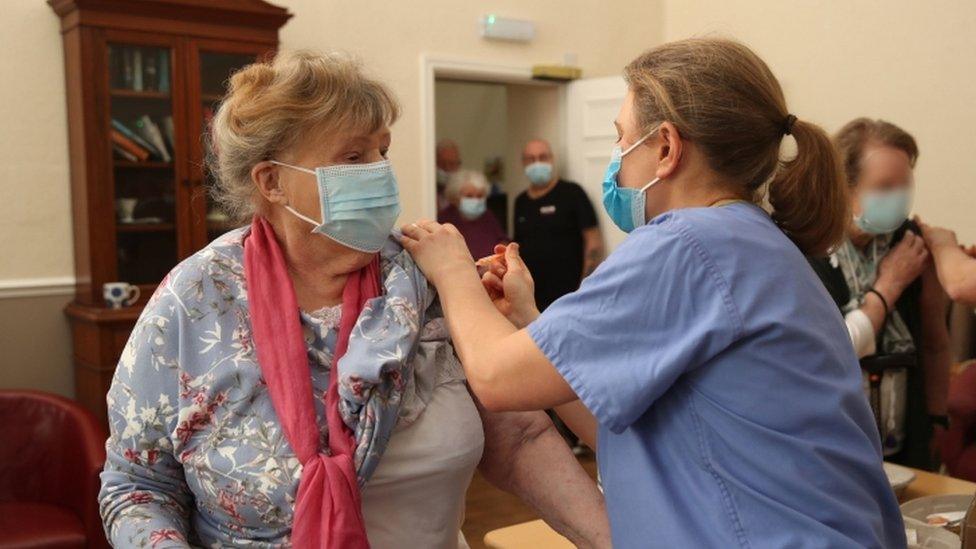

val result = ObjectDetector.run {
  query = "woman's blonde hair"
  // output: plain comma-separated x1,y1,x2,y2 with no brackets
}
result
834,118,918,187
445,169,489,204
208,50,400,222
624,38,848,257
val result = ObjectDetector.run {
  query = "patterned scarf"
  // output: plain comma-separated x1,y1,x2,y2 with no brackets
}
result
244,217,426,547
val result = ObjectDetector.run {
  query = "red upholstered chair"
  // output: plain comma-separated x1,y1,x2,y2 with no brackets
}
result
0,390,109,548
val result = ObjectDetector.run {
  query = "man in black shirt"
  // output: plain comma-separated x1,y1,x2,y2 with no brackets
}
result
514,139,603,312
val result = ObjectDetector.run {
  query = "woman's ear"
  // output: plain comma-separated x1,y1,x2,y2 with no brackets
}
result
252,161,288,205
654,122,683,180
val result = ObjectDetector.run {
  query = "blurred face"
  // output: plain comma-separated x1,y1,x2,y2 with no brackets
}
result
521,140,553,167
851,144,914,218
437,146,461,172
459,182,487,200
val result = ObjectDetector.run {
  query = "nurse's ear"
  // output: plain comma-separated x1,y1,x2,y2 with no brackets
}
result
252,160,288,205
654,122,684,181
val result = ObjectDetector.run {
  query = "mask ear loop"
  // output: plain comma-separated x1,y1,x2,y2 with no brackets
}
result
269,160,323,229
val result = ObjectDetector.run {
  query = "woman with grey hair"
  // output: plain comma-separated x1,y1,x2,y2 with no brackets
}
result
97,51,608,548
438,169,509,258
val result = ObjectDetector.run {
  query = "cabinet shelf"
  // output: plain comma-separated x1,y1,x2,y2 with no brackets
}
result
114,160,174,169
110,88,171,100
201,92,224,103
117,222,176,232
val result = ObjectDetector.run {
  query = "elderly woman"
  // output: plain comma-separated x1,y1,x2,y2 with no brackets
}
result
808,118,950,470
437,169,508,259
98,51,608,548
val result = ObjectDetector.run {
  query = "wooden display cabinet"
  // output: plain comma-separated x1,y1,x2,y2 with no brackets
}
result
49,0,291,423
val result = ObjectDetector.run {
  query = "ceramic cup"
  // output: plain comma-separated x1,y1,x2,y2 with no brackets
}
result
103,282,140,309
116,198,138,223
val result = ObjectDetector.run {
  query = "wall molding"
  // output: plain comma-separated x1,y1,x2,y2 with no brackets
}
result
0,276,76,299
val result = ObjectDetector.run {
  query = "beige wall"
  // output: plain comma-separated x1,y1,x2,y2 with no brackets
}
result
0,0,664,395
0,295,74,397
664,0,976,242
435,79,509,180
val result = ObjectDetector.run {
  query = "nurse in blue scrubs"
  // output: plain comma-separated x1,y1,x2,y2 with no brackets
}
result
402,38,905,548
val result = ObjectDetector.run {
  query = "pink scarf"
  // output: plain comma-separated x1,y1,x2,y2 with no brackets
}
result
244,216,378,548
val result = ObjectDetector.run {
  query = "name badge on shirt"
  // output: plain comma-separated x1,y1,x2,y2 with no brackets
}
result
540,205,556,215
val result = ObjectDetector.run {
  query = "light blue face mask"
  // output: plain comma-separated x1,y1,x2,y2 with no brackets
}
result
602,126,661,233
524,162,553,187
271,159,401,253
855,188,912,235
459,196,487,219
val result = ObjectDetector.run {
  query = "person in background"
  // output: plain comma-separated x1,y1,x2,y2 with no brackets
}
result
438,169,508,259
918,219,976,307
514,139,603,312
436,139,462,212
808,118,950,470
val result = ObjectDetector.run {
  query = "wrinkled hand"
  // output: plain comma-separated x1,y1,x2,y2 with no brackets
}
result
916,216,960,252
480,243,539,328
876,230,929,300
400,220,476,286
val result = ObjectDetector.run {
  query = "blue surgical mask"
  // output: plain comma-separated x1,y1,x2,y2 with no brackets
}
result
459,196,487,219
602,126,662,233
524,162,553,187
271,159,401,252
855,188,912,235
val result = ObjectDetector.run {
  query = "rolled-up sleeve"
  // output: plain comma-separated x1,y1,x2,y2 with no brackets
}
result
527,219,740,433
844,308,876,358
98,286,192,548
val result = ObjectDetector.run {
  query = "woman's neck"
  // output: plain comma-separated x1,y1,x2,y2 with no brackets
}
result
266,213,371,310
848,222,873,249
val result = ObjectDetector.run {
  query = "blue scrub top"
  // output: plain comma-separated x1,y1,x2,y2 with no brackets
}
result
528,203,905,548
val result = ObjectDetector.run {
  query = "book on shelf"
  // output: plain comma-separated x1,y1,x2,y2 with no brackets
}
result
132,49,143,91
111,130,150,161
158,50,170,92
112,143,139,162
161,115,175,153
111,118,160,158
135,115,171,162
110,46,170,92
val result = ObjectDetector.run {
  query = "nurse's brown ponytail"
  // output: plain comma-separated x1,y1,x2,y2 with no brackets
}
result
624,39,849,257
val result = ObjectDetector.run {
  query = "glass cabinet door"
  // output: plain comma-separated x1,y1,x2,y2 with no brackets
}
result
190,46,269,247
107,42,179,286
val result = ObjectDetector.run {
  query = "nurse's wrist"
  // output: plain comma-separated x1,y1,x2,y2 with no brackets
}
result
509,306,541,329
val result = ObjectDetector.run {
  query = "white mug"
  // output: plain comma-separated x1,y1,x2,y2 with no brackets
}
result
103,282,140,309
116,198,138,223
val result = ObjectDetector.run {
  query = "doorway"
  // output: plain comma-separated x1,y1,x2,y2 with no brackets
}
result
420,55,628,252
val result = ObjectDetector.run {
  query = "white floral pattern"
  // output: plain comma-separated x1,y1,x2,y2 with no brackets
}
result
98,228,465,548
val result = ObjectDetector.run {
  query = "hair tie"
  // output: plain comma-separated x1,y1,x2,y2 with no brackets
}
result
782,114,798,136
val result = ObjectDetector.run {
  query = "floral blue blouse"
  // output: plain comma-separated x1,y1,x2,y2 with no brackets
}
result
98,228,470,548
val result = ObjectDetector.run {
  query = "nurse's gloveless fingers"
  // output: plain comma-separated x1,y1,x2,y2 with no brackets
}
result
400,222,429,241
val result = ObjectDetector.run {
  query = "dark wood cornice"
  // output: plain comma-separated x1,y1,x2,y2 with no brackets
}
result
48,0,292,34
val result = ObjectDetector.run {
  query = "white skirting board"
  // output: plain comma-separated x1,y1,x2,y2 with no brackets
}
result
0,277,76,299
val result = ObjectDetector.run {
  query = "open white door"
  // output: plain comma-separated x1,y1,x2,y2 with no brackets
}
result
563,75,628,252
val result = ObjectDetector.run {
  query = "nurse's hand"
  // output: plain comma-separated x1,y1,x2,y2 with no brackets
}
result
481,243,540,329
400,219,476,286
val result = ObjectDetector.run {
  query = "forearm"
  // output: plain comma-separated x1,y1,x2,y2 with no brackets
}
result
581,230,604,279
479,409,611,548
435,268,523,391
931,243,976,305
555,400,598,450
100,453,191,548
